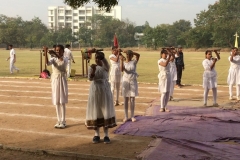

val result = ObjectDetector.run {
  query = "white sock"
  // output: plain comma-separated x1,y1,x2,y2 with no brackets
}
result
94,127,100,137
103,127,108,137
212,88,217,104
229,84,233,97
130,97,135,118
55,104,61,122
160,93,166,108
61,103,66,124
124,97,129,119
203,88,209,104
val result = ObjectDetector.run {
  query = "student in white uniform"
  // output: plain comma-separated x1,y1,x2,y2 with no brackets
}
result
85,51,117,144
227,47,240,100
169,49,177,101
109,46,122,106
158,49,172,112
6,44,19,74
45,44,68,129
202,50,220,107
64,44,75,78
120,50,140,122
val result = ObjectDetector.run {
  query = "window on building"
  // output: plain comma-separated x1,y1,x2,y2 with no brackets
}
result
86,10,92,14
51,17,53,21
73,20,78,23
51,23,53,27
65,10,72,15
73,13,78,16
73,26,78,29
58,16,64,20
58,10,64,14
79,17,85,21
79,10,85,15
50,10,53,15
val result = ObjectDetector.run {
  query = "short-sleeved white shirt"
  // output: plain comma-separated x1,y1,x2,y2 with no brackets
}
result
10,49,15,61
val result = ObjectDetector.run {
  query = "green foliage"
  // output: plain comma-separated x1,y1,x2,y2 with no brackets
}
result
64,0,118,12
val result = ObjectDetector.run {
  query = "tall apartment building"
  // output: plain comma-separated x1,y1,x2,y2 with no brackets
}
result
48,6,122,34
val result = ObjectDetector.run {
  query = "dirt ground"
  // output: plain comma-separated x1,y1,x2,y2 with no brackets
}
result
0,77,237,159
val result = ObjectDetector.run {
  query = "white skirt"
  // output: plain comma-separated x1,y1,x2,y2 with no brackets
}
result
227,67,240,85
51,73,68,105
85,79,117,129
121,76,138,97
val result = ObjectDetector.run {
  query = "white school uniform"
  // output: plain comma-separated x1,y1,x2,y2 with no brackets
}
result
202,59,218,89
47,57,68,105
227,55,240,85
85,59,117,129
64,48,74,78
121,60,139,97
169,59,177,96
9,48,19,73
109,54,121,83
158,58,171,93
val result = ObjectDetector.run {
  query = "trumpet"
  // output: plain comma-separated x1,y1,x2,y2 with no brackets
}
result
208,49,221,54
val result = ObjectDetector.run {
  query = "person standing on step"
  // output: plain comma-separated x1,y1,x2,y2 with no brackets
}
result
120,50,140,122
202,50,220,107
45,44,68,129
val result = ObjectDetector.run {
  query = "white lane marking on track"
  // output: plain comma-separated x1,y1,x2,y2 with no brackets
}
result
0,80,90,86
0,102,146,113
0,90,155,101
0,112,84,122
0,127,92,138
0,84,89,90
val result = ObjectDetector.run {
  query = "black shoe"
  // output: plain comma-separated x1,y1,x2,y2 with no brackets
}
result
104,136,111,144
92,136,100,144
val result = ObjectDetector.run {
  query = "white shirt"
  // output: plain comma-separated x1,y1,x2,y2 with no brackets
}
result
64,48,74,61
10,49,15,61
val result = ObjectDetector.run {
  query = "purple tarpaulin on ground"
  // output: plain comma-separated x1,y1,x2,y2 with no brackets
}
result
137,138,240,160
114,104,240,159
114,105,240,142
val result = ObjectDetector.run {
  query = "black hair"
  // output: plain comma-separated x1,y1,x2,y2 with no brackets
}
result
232,47,238,51
53,44,56,48
161,49,168,55
112,46,117,50
126,50,133,56
65,44,71,48
95,51,105,60
9,44,13,47
205,50,212,55
56,44,64,51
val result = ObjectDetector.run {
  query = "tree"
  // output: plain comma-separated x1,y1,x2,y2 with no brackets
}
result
64,0,118,12
193,0,240,47
0,15,25,47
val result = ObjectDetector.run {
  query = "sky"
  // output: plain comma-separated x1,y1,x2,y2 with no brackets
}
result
0,0,217,27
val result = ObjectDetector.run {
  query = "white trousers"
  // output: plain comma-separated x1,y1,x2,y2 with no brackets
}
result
110,81,120,103
229,84,240,98
55,103,66,124
203,87,217,105
160,92,170,108
10,61,19,73
67,60,71,78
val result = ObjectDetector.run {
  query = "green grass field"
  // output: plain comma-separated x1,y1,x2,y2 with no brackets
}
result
0,49,230,85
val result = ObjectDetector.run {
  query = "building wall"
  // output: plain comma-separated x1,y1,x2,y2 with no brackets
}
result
48,6,122,34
